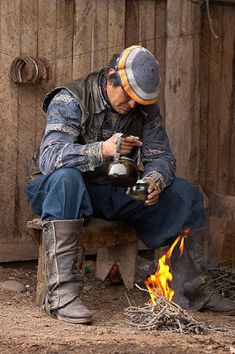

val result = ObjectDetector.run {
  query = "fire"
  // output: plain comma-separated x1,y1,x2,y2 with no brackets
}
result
144,228,190,304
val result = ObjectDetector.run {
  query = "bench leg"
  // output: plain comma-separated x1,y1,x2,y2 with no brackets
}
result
95,241,138,290
35,235,47,308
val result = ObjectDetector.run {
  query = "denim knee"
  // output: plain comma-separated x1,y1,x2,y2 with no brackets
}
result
48,168,85,191
42,168,92,220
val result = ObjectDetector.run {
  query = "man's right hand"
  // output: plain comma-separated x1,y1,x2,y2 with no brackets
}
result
102,133,142,158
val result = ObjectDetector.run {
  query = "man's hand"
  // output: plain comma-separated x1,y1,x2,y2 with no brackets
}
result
143,179,161,206
102,133,142,158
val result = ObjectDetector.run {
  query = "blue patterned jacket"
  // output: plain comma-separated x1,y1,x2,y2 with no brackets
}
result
39,71,176,191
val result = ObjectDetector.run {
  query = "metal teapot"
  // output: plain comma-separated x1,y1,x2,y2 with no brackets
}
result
108,136,139,187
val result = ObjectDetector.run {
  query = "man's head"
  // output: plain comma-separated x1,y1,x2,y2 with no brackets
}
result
106,45,160,114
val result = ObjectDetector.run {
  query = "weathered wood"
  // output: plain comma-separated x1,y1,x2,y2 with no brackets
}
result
35,231,46,308
108,0,125,59
155,0,167,120
217,6,234,194
222,6,235,196
82,219,138,252
164,0,201,182
200,3,235,197
199,6,211,188
0,0,21,244
212,0,235,5
37,0,57,145
209,193,235,221
96,241,138,290
222,221,235,268
209,216,227,260
55,0,74,85
15,0,38,245
0,241,38,262
27,218,138,252
91,0,108,71
73,0,92,78
207,5,223,192
0,0,234,268
139,0,155,52
125,0,140,47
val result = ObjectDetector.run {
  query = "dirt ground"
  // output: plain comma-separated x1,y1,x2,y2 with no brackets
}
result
0,260,235,354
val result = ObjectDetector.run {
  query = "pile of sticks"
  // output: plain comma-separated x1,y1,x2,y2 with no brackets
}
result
207,266,235,300
125,287,223,334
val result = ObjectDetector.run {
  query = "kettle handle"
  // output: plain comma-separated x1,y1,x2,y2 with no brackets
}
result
114,136,123,161
114,135,142,165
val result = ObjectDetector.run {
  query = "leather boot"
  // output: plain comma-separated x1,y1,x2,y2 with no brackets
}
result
184,274,235,315
179,227,235,314
42,219,93,324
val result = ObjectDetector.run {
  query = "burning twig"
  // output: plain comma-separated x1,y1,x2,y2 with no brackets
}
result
124,285,225,334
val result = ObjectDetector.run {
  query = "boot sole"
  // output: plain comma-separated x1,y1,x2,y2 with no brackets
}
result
56,313,93,324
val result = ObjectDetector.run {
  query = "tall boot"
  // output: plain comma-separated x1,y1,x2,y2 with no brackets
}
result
42,219,93,324
181,228,235,314
184,273,235,314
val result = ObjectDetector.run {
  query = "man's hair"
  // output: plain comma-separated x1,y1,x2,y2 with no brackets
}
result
105,53,120,86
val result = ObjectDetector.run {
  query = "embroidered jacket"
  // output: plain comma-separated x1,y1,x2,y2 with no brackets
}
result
39,71,176,190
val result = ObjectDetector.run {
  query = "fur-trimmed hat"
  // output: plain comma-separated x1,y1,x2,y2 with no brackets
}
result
115,45,160,105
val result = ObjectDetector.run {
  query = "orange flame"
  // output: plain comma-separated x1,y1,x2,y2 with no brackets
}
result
144,228,190,304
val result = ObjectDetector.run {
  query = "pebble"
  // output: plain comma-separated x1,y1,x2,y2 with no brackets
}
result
0,280,25,293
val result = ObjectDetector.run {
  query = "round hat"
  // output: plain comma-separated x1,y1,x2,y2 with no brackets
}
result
115,45,160,105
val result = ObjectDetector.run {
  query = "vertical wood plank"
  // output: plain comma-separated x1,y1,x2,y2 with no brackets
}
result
206,5,224,192
139,0,155,52
36,0,57,146
56,0,74,85
229,36,235,195
15,0,38,242
125,0,140,47
199,8,211,189
209,216,226,261
217,6,235,194
155,0,167,120
73,0,93,78
0,0,21,241
164,0,201,182
108,0,125,60
91,0,108,71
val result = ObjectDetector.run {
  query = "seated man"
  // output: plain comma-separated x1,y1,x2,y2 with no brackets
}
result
25,45,234,324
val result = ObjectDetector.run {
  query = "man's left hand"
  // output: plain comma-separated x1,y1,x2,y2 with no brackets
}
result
143,179,161,206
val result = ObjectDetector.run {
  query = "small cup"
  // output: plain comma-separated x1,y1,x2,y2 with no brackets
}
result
129,180,148,201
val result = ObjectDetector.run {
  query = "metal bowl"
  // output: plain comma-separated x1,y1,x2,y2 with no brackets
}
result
108,157,139,187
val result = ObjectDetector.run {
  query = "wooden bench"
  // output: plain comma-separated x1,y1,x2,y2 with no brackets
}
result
27,218,139,307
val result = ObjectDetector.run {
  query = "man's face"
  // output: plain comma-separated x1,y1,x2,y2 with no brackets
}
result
106,75,138,115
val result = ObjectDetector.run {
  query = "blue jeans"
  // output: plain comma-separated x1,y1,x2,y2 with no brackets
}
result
25,168,205,249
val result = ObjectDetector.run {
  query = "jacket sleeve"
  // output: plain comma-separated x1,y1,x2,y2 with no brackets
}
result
141,105,176,190
39,89,103,175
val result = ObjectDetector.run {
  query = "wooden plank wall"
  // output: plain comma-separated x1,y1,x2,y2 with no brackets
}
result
199,1,235,196
199,1,235,266
0,0,170,262
164,0,201,182
1,0,233,262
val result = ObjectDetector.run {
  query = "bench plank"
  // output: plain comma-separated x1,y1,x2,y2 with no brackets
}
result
27,218,138,253
96,241,138,290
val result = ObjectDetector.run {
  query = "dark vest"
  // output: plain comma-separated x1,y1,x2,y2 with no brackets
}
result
43,71,146,142
27,71,155,183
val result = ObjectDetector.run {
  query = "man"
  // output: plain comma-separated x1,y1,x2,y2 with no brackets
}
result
25,45,234,324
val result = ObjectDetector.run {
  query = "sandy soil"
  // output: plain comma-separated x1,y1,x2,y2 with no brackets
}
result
0,260,234,354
